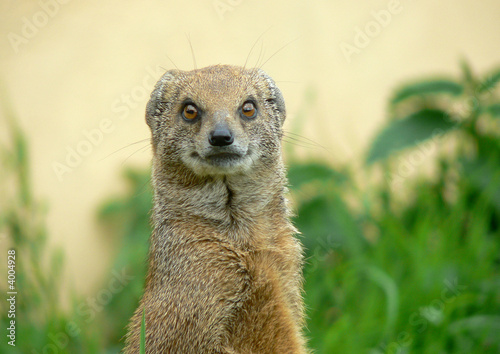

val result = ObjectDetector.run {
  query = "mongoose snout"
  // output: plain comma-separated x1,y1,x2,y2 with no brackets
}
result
209,122,235,147
194,113,251,172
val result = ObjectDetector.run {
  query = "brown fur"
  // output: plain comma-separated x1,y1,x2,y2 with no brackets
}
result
124,65,306,353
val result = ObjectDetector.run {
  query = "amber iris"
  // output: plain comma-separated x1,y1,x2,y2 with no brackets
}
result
183,104,198,120
241,101,256,118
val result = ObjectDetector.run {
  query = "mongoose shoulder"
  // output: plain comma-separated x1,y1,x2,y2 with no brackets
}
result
124,64,306,353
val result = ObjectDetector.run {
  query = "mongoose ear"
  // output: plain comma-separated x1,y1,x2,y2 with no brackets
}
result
256,69,286,126
146,70,181,131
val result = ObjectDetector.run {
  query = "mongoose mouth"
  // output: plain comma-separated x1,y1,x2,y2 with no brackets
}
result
186,150,251,173
204,152,245,166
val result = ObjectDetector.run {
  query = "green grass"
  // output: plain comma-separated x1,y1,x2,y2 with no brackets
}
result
1,61,499,353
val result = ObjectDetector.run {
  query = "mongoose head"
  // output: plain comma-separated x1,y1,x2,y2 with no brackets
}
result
146,65,286,176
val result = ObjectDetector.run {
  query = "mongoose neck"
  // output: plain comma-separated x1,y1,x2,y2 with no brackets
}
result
150,159,292,245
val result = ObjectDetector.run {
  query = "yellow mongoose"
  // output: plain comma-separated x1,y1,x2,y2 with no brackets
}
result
124,64,306,353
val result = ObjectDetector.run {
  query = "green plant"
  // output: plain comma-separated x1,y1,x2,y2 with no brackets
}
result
367,61,500,232
96,168,152,348
0,103,100,353
293,62,500,352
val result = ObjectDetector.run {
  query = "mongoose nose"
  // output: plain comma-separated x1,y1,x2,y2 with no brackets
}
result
209,126,234,147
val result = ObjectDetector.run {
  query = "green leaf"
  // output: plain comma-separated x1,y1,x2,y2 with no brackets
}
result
367,109,456,164
483,103,500,118
295,193,365,257
460,59,475,87
140,308,146,354
287,162,346,190
365,266,399,336
477,68,500,93
448,315,500,344
49,248,65,281
391,79,463,105
460,135,500,212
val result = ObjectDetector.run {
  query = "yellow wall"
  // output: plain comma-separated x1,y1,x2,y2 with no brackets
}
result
1,0,499,294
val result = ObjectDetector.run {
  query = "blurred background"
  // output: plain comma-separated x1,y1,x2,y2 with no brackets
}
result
1,0,499,352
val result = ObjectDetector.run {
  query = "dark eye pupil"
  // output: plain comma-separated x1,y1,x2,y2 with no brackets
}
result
183,104,198,119
243,102,255,116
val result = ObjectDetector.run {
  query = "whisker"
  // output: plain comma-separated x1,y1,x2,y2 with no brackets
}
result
243,27,272,69
282,138,319,150
120,144,151,166
186,33,197,70
164,54,179,70
274,81,302,84
161,54,199,95
283,131,329,150
134,175,153,198
283,132,335,157
255,40,265,70
99,139,150,161
282,135,320,148
257,36,300,70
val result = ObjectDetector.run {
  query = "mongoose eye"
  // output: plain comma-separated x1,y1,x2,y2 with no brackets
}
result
182,104,199,120
241,101,257,119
